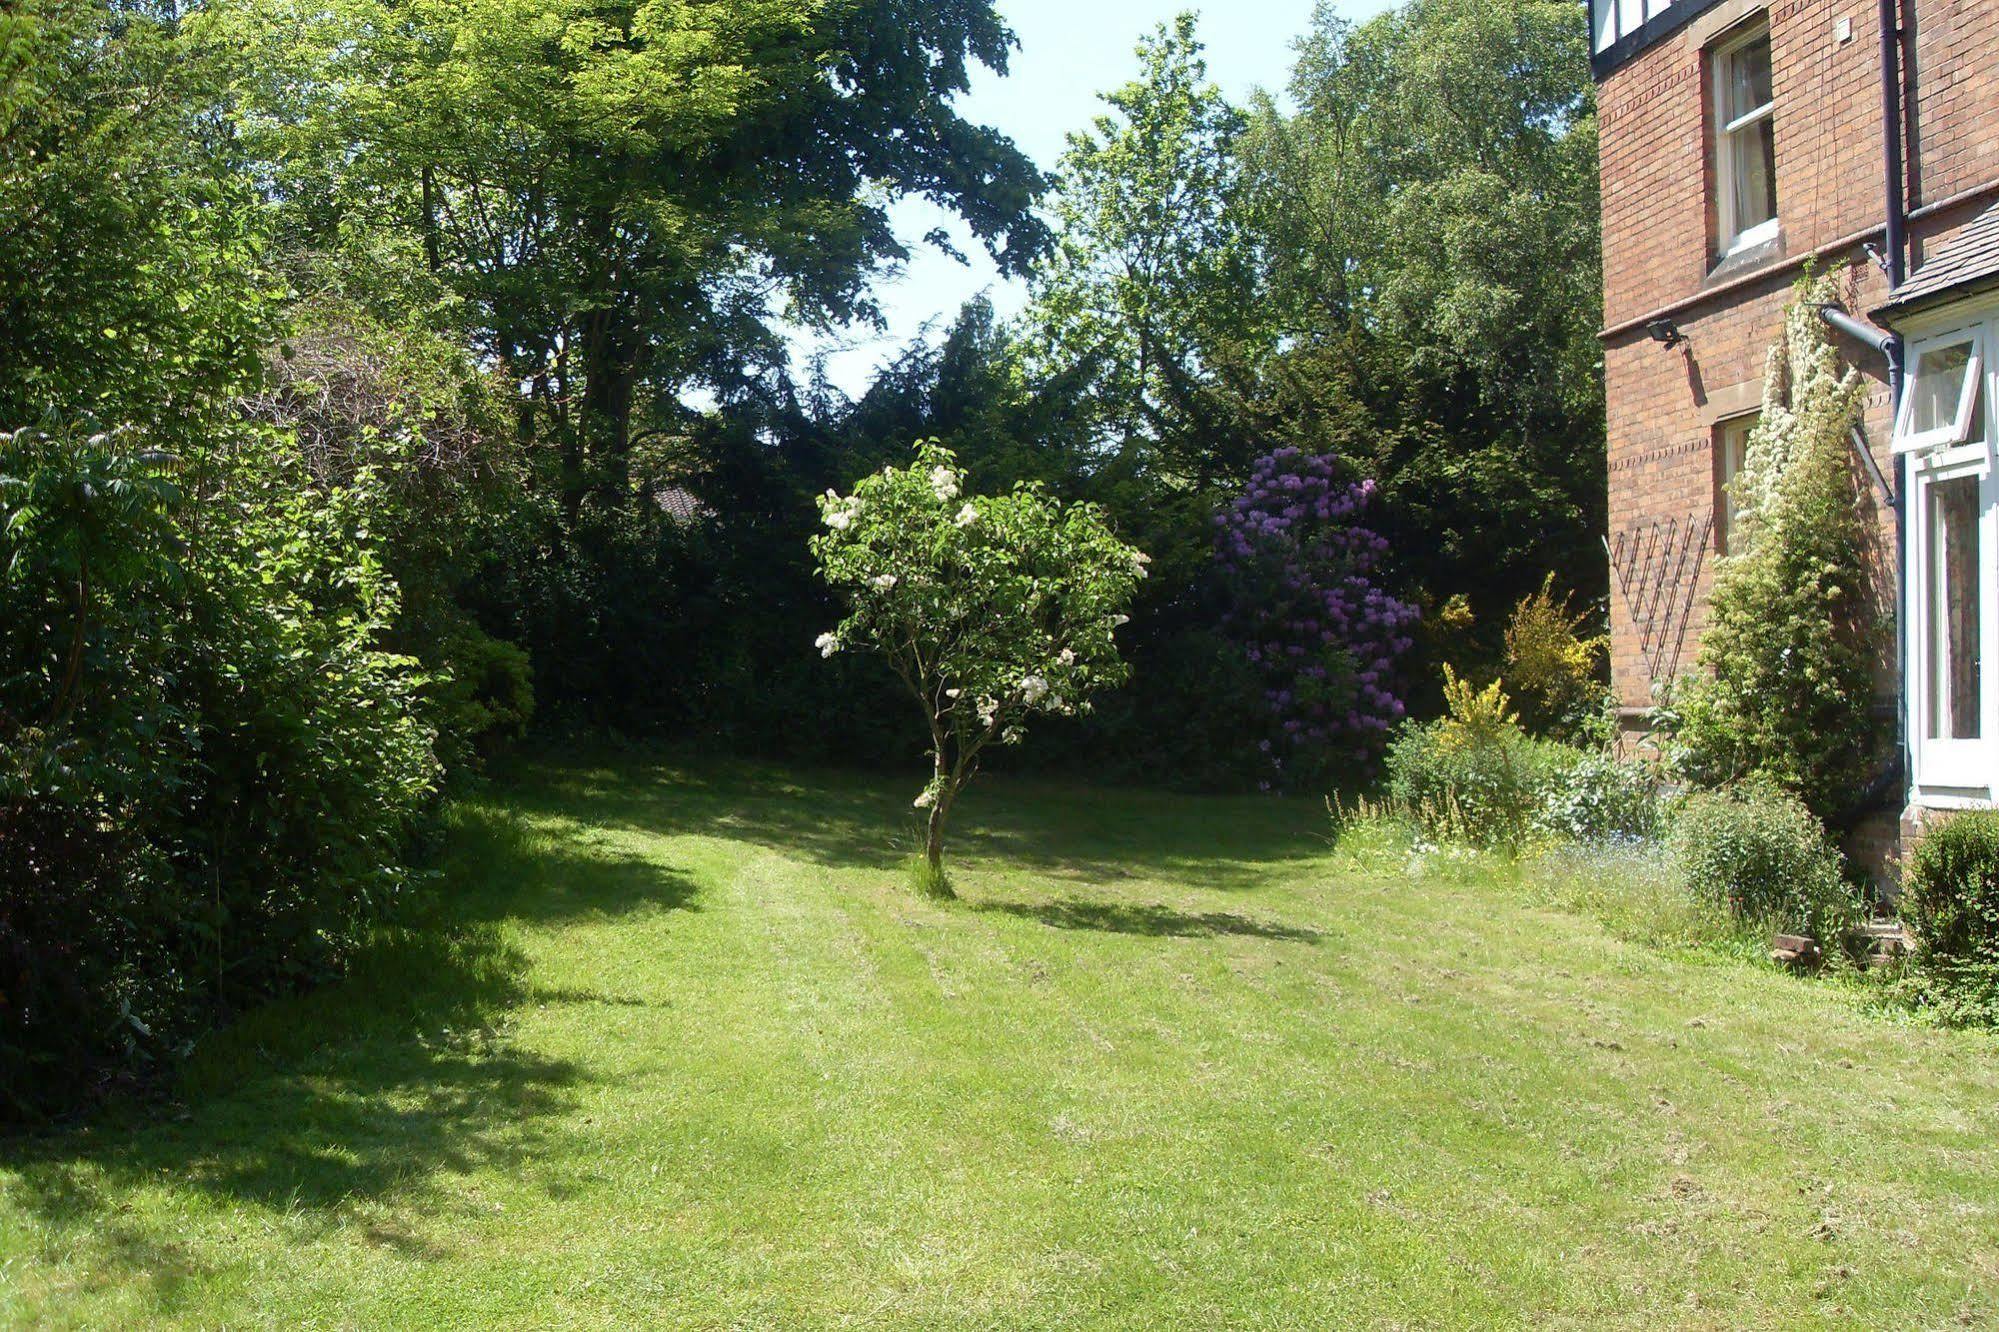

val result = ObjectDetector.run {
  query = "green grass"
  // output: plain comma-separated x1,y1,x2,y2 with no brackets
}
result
5,748,1998,1329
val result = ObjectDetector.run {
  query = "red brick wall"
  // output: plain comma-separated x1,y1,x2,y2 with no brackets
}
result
1598,0,1999,720
1908,0,1999,236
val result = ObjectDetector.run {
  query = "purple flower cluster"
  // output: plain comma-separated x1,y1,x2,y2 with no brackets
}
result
1216,449,1418,784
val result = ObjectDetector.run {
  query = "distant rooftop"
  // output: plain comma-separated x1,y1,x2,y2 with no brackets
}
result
655,485,713,525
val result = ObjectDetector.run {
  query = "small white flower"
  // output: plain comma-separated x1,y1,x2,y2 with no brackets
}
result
1109,614,1130,628
929,465,960,502
871,573,898,589
815,632,840,658
1057,648,1075,666
914,788,937,809
954,503,979,527
1019,674,1049,705
825,510,852,531
945,688,961,699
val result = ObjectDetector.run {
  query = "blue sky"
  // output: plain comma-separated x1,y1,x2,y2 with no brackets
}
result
792,0,1395,397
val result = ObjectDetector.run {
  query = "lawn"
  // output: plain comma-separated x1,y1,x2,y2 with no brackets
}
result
4,750,1997,1329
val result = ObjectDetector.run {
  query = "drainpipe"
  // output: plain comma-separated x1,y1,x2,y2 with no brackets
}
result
1881,0,1911,877
1880,0,1907,295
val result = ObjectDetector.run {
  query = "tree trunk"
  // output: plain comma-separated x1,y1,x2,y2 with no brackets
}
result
420,166,441,274
926,747,950,871
925,802,946,872
579,310,637,503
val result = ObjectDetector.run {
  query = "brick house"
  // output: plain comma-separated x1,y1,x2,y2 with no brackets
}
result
1593,0,1999,881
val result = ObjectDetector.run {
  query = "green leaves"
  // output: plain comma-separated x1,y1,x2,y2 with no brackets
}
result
1674,278,1886,824
203,0,1047,499
811,441,1144,854
1023,14,1265,481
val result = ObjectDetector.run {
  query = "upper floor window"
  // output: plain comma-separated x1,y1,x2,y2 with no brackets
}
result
1713,24,1777,256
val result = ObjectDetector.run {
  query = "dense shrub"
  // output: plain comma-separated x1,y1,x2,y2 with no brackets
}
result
1503,574,1613,745
1533,752,1662,844
1216,449,1419,789
248,296,537,780
1384,674,1581,848
1668,784,1855,943
0,425,438,1119
1898,813,1999,1022
1672,279,1887,824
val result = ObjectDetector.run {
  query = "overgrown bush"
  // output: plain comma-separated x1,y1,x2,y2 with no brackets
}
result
1216,449,1419,788
1672,277,1887,824
1668,783,1855,944
1384,671,1581,848
1533,751,1662,844
1897,813,1999,1023
1504,574,1612,743
248,296,537,780
0,424,438,1119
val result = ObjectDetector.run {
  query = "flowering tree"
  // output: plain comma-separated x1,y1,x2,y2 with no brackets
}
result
1215,448,1418,786
812,442,1146,888
1674,276,1885,822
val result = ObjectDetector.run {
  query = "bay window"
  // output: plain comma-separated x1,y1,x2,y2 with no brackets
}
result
1901,319,1999,797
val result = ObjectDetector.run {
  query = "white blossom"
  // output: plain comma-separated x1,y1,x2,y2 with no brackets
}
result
954,503,979,527
815,632,840,658
1019,674,1050,705
1109,614,1130,628
825,509,852,531
1057,648,1075,666
929,465,960,502
913,787,937,809
871,573,898,589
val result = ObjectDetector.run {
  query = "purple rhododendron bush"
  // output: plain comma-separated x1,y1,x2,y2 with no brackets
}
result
1217,448,1419,789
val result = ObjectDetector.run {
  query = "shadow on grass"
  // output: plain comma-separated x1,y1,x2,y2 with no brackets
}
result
976,897,1323,942
501,744,1330,890
0,796,700,1305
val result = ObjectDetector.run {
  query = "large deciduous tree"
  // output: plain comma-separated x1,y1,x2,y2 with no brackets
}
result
1021,13,1270,490
204,0,1050,509
1243,0,1605,631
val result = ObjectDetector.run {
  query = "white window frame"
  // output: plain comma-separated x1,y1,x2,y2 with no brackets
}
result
1712,23,1778,257
1909,447,1996,794
1901,310,1999,802
1894,329,1984,455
